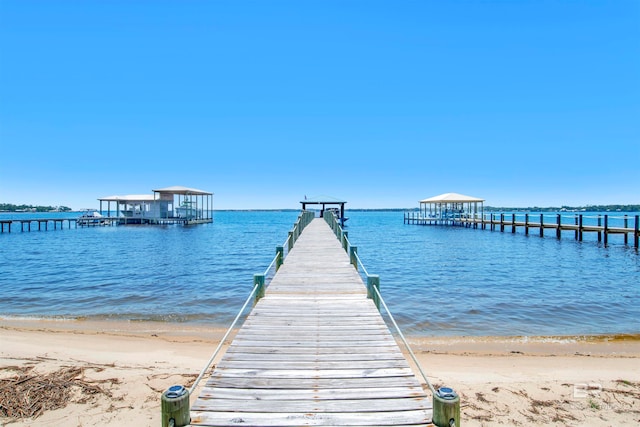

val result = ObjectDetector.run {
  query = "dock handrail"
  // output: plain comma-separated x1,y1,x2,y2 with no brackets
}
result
189,210,315,396
324,211,438,396
189,282,259,395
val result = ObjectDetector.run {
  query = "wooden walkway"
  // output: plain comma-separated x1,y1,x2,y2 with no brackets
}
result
190,218,433,426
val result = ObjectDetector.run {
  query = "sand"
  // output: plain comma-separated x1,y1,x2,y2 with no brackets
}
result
1,318,639,426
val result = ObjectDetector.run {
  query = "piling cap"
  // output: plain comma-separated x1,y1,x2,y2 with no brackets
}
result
165,385,187,399
437,386,458,400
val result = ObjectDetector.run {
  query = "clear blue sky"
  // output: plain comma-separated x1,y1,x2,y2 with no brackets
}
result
1,1,638,209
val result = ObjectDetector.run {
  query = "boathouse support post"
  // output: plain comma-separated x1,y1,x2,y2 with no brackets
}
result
604,215,609,247
597,215,602,242
624,215,629,245
367,275,380,311
579,215,584,241
540,214,544,237
253,274,265,304
349,246,358,271
276,246,284,271
556,214,561,239
635,215,639,249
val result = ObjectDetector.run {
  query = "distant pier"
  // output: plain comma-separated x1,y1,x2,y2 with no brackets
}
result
404,211,640,249
0,218,77,233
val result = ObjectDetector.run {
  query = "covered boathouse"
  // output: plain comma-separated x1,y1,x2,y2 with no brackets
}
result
405,192,484,225
98,186,213,225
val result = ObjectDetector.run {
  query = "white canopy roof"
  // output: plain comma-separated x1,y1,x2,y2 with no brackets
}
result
420,192,484,203
99,195,156,202
153,186,213,195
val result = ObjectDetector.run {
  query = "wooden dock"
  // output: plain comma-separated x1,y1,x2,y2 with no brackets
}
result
190,218,433,426
404,211,640,248
0,218,77,233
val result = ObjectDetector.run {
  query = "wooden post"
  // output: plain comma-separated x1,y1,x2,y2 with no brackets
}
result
500,214,504,232
597,215,602,242
603,215,609,247
574,216,579,240
161,385,190,427
275,246,284,271
579,215,583,241
367,275,380,310
342,231,349,251
254,274,265,304
538,214,543,237
349,246,358,270
525,213,529,235
556,214,561,239
511,214,516,233
624,215,629,245
433,387,460,427
634,215,639,249
288,231,294,251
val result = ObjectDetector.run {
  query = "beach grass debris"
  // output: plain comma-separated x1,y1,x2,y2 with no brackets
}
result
0,365,119,419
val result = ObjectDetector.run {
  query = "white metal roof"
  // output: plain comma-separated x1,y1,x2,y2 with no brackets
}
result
153,186,213,195
419,192,484,203
98,195,156,202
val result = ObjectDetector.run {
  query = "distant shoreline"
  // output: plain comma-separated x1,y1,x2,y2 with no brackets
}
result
2,205,639,213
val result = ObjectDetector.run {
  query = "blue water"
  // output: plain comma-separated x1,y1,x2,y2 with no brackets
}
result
1,210,638,336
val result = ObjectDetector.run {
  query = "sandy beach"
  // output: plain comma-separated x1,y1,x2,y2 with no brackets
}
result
1,318,639,426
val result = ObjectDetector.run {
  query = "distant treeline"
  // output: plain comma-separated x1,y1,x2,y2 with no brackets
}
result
0,203,72,212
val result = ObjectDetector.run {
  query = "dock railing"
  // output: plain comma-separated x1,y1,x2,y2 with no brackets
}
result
188,210,315,397
324,211,438,396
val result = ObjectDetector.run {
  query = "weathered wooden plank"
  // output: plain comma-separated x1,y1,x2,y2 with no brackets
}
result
197,386,428,401
209,367,416,379
192,396,431,412
216,359,411,370
191,410,432,427
224,345,405,355
204,376,426,390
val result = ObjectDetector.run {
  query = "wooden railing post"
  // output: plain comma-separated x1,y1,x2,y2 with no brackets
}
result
276,246,284,271
367,275,380,311
556,214,561,239
288,231,294,251
539,214,544,237
349,246,358,270
342,231,349,251
603,215,608,247
254,274,265,304
500,214,504,232
525,213,529,235
634,215,639,249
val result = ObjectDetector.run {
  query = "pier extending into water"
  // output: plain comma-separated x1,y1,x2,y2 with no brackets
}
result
404,211,640,249
0,218,78,233
185,212,437,427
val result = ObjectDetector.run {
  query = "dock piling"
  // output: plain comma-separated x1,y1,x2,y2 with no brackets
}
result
161,385,190,427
